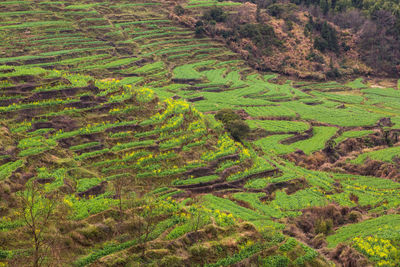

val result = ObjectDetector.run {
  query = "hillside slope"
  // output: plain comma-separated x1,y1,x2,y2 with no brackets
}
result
0,66,311,266
0,1,400,267
172,0,400,79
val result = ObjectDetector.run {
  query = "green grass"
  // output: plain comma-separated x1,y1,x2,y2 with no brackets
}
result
244,178,270,189
271,189,328,212
244,106,297,119
172,174,219,186
0,55,42,64
39,46,112,57
0,11,51,16
130,61,165,74
327,214,400,247
115,20,170,27
345,78,367,89
186,1,241,8
27,54,109,67
334,130,374,145
362,87,400,98
119,76,144,85
74,217,175,266
233,192,284,218
351,146,400,164
203,194,283,229
0,2,399,265
248,120,309,133
173,60,215,80
76,178,103,192
0,160,24,181
256,126,338,155
93,57,139,69
0,21,71,30
65,3,102,9
109,3,161,8
70,142,100,151
283,101,383,127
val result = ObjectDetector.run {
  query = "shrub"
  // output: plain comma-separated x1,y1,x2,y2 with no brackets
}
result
312,21,339,53
262,255,290,267
215,109,240,124
0,250,11,259
195,20,206,36
326,67,341,78
267,4,286,18
238,23,280,51
348,211,362,222
226,120,250,140
315,218,333,235
202,7,226,23
174,5,185,16
160,255,184,267
306,51,325,63
279,237,297,252
314,37,329,52
189,244,209,261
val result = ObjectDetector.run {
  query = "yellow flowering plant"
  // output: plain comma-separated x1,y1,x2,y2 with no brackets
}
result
353,236,400,266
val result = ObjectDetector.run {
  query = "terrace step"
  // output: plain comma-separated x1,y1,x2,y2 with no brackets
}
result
181,169,280,194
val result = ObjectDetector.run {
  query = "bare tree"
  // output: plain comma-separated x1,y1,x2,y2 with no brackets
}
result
112,176,129,222
190,198,205,233
20,181,56,267
138,198,159,258
358,10,400,74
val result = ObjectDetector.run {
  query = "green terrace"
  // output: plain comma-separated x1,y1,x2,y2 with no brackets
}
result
0,1,399,266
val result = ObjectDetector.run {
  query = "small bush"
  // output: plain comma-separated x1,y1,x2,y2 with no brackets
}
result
315,219,333,235
268,4,286,18
195,20,206,36
262,255,290,267
160,255,184,267
348,210,362,222
238,23,280,50
202,7,226,22
189,244,209,260
215,109,240,124
226,120,250,140
174,5,185,16
306,51,325,63
314,37,329,52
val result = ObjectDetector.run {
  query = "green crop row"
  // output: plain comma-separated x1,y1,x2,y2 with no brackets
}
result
74,217,176,267
70,142,100,151
351,146,400,164
111,140,154,152
76,178,103,193
233,192,284,218
0,21,71,30
205,243,264,267
0,160,24,181
53,120,138,140
173,60,216,80
271,189,327,211
334,130,374,145
256,126,337,155
172,175,219,186
327,214,400,248
248,120,309,133
244,106,297,119
0,98,79,113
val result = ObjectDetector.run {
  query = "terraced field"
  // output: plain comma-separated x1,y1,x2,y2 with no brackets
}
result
1,1,400,266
